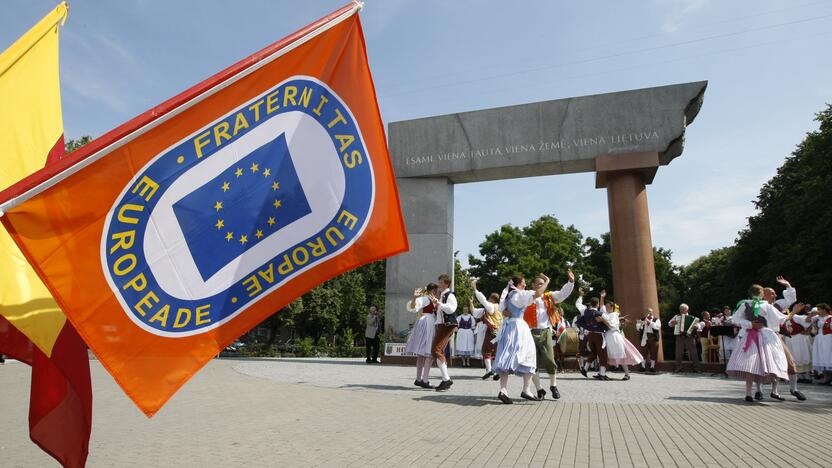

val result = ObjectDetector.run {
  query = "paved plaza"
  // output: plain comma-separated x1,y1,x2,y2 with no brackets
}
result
2,357,832,467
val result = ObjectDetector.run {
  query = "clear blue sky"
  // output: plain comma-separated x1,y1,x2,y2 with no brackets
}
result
2,0,830,267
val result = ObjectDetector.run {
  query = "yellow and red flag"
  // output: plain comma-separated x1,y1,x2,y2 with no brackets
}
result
0,1,407,417
0,3,92,467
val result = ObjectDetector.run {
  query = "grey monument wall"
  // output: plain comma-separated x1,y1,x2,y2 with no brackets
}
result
384,81,706,340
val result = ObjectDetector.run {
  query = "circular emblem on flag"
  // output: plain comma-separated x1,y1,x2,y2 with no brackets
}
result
101,76,375,337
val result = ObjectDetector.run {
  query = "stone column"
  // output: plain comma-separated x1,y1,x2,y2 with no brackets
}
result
596,152,663,360
384,177,454,342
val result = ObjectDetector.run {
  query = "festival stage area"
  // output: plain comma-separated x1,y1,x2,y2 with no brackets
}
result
2,357,831,467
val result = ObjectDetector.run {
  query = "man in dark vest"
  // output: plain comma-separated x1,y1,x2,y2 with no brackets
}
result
576,290,610,380
669,304,701,373
430,273,457,391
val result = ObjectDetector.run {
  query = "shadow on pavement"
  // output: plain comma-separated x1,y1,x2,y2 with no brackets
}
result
222,357,371,366
413,394,509,407
340,384,415,391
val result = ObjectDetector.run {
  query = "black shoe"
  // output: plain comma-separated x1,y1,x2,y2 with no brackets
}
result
481,371,494,380
550,386,560,399
371,359,380,364
414,379,422,387
435,380,453,392
520,392,540,401
537,389,546,400
754,391,763,400
366,358,372,363
415,380,434,389
648,367,657,374
492,373,500,381
745,396,754,402
580,367,588,378
498,392,513,404
593,374,602,379
622,375,631,381
791,390,807,401
770,392,785,401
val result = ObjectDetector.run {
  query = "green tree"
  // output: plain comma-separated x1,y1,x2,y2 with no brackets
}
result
65,136,92,154
681,247,738,313
297,285,341,340
728,104,832,303
468,215,582,295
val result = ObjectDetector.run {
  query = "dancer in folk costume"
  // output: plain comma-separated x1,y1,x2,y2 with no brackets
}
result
780,302,813,385
635,308,661,373
405,283,439,388
574,288,591,371
727,284,790,402
493,275,541,404
811,304,832,384
473,306,487,361
471,280,503,380
524,271,575,400
760,276,806,400
576,290,611,380
430,274,458,392
455,306,476,367
603,303,644,380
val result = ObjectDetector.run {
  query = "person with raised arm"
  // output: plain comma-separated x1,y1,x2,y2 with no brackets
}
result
429,274,458,392
726,284,790,402
576,290,610,380
492,275,540,404
763,276,806,400
524,270,574,400
405,283,439,389
471,280,502,380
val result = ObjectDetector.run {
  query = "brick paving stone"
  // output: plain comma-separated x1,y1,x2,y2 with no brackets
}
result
2,358,832,467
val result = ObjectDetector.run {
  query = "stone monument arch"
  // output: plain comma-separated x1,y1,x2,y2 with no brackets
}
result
384,81,707,354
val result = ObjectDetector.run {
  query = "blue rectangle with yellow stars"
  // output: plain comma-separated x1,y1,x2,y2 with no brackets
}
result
172,133,312,280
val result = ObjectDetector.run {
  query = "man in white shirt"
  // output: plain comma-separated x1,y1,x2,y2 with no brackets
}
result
430,273,457,392
636,308,661,373
763,276,806,401
526,270,574,400
669,304,701,373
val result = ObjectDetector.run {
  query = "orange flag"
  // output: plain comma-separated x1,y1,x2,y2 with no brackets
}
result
0,2,407,417
0,3,92,467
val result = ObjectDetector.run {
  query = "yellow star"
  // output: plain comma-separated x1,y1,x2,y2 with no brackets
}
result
214,201,223,212
215,219,225,230
273,199,282,209
255,229,264,239
225,232,234,241
263,168,271,177
250,163,259,173
271,181,280,191
221,181,230,192
235,167,243,177
267,216,276,226
239,234,248,245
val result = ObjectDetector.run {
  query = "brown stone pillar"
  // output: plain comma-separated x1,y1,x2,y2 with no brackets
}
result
596,152,663,360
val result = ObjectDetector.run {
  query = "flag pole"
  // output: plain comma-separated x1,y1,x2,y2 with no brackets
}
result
0,1,363,216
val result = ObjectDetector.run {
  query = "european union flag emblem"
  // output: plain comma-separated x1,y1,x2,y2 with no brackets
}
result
173,133,312,280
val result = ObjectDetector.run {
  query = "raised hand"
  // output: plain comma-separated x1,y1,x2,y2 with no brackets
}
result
578,287,585,296
413,288,423,297
600,289,607,298
567,269,575,283
470,279,478,291
776,276,791,287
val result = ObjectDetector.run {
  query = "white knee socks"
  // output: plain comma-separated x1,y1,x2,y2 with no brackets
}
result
438,361,450,381
484,358,492,372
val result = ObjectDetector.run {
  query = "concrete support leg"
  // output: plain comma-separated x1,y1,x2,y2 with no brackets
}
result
605,170,663,361
384,177,454,341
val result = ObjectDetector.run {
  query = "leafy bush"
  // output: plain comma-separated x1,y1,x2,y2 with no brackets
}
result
296,337,316,357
